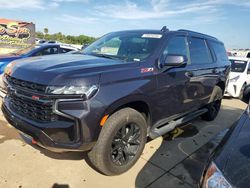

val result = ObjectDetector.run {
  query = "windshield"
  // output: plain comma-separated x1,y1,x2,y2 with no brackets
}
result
230,60,248,72
83,32,162,62
11,45,37,55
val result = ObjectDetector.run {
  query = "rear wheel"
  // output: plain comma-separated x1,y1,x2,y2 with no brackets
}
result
88,108,147,176
201,86,222,121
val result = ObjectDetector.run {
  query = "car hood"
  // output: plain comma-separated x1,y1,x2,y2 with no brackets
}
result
0,55,21,62
214,112,250,187
9,54,138,86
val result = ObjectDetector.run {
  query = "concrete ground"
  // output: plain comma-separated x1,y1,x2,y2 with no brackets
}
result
0,98,247,188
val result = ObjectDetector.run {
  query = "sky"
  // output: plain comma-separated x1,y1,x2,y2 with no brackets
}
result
0,0,250,49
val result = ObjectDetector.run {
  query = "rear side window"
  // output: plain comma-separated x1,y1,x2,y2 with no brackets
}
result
209,41,228,61
61,48,73,53
33,47,59,56
188,37,213,64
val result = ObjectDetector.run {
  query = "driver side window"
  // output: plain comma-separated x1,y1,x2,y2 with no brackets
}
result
161,36,189,64
33,47,59,56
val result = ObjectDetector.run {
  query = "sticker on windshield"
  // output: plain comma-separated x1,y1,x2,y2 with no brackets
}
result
142,34,162,39
133,58,140,62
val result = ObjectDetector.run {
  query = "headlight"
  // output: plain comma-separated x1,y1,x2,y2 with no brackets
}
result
46,85,98,98
229,75,240,82
202,162,232,188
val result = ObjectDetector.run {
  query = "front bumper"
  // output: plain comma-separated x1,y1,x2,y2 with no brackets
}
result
2,97,96,152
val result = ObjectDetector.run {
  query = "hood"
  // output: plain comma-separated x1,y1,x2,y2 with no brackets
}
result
9,54,138,86
0,55,21,63
214,112,250,187
228,71,242,79
0,55,22,74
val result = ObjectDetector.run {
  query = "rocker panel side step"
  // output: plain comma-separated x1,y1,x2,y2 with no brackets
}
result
149,108,208,139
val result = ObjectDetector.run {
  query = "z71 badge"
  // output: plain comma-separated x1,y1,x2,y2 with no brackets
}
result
141,67,154,73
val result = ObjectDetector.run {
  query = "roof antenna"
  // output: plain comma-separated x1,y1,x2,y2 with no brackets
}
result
161,26,168,32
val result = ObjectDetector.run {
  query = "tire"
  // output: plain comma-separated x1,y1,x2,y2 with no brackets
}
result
201,86,222,121
239,83,246,101
88,108,147,176
242,92,250,103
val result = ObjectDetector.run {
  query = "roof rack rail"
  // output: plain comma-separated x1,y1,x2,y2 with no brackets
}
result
178,29,218,40
161,26,169,32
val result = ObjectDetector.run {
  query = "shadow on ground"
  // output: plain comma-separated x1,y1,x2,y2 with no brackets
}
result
135,106,244,188
0,119,20,144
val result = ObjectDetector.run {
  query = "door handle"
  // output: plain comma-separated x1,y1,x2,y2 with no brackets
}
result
185,71,194,78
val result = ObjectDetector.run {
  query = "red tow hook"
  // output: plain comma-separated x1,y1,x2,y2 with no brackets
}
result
31,139,37,145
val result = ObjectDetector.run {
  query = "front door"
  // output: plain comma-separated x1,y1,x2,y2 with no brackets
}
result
153,35,192,125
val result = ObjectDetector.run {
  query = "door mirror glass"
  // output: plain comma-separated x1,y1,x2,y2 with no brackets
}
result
163,54,188,67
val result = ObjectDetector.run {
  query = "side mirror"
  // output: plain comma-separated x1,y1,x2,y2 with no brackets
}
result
247,70,250,75
163,54,188,67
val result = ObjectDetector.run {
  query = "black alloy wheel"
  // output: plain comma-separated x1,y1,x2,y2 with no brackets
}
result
111,123,141,166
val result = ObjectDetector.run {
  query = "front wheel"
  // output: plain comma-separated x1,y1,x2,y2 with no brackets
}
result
201,86,222,121
88,108,147,176
239,83,246,100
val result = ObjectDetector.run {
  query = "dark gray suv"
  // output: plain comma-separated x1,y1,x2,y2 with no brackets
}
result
2,27,230,175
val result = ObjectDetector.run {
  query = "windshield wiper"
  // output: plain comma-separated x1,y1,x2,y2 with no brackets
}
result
89,53,123,61
93,53,115,59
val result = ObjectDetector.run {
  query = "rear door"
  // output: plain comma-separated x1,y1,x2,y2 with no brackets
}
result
186,36,217,108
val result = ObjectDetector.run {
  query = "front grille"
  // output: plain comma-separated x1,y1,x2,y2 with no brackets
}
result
6,75,47,93
9,94,57,122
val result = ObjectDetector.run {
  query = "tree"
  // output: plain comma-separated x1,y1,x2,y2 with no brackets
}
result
43,28,49,39
44,28,49,35
36,31,96,45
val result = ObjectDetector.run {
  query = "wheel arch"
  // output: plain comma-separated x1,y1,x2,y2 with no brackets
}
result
216,80,225,93
101,96,152,128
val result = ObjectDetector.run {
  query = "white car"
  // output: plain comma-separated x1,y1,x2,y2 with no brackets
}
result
225,56,250,98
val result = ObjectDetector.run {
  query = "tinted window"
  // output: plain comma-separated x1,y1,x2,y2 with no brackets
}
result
188,37,212,64
61,48,73,53
33,47,59,56
161,36,188,63
230,60,247,73
247,52,250,58
209,41,228,61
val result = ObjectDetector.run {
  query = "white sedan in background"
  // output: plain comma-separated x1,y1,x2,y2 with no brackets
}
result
225,56,250,99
